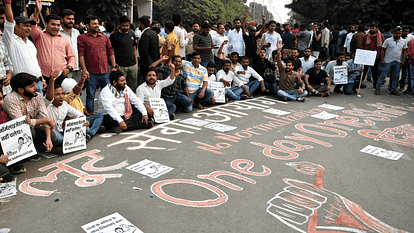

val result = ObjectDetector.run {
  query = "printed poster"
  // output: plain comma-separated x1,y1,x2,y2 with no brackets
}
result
0,179,17,199
81,212,143,233
263,108,291,115
209,81,226,103
0,116,36,166
311,111,339,120
360,145,404,161
204,123,237,132
149,98,170,123
180,118,211,127
318,104,345,110
334,66,348,84
354,49,377,66
63,118,87,154
126,159,173,178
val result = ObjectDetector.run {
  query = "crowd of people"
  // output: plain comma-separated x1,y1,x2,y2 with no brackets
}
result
0,0,413,183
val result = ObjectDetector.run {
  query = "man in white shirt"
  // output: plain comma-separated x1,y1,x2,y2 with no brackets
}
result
60,9,81,82
343,25,355,54
228,18,245,56
217,60,249,100
299,48,316,78
172,14,187,59
234,57,266,96
325,51,350,94
136,64,176,119
213,23,229,71
261,18,282,59
98,70,152,133
3,0,44,95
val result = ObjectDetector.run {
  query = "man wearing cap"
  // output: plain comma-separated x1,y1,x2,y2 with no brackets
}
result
281,25,296,58
3,0,44,95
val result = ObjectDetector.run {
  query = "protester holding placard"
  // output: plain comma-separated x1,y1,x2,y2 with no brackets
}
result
345,54,367,95
216,60,249,101
4,73,55,155
98,71,153,134
325,51,350,94
0,88,14,181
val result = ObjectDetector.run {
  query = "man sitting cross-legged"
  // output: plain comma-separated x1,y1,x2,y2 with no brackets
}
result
98,71,153,134
216,60,249,101
304,59,331,97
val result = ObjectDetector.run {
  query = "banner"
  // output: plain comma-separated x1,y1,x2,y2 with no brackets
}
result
149,98,170,123
333,66,348,84
63,118,87,154
0,116,36,166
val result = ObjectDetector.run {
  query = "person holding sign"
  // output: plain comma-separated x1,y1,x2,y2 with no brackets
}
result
362,23,384,88
98,71,153,134
303,59,331,97
216,60,249,100
0,88,16,180
325,51,350,94
136,63,176,120
344,54,367,95
4,73,55,154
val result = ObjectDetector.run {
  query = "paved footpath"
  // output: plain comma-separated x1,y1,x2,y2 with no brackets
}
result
1,89,413,233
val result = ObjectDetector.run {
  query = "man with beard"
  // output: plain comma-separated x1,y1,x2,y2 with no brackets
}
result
150,55,193,113
228,18,245,56
98,70,152,134
193,22,214,67
78,15,117,114
261,17,282,59
136,60,176,119
186,22,200,61
325,51,350,93
59,9,81,82
213,23,229,71
138,16,160,79
4,73,55,154
275,44,307,102
110,16,139,91
234,57,266,97
252,40,278,95
283,48,302,76
217,60,249,100
3,0,44,95
375,27,408,95
304,59,331,97
31,0,76,86
300,48,316,78
362,22,384,88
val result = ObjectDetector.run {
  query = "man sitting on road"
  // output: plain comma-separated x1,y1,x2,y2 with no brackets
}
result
345,53,367,95
325,51,350,93
98,71,152,134
303,59,331,97
234,57,266,97
216,60,249,101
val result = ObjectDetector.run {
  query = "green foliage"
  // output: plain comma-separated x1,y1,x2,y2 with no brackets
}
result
286,0,414,26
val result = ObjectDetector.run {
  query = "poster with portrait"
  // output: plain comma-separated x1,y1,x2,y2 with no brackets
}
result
81,212,143,233
149,98,170,123
0,116,36,166
63,118,87,154
333,66,348,84
209,82,226,103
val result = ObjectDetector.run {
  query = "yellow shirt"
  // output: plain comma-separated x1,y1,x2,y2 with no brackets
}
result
64,91,85,114
163,32,179,56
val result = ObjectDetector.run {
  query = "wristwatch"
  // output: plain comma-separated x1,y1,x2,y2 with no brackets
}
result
112,65,120,69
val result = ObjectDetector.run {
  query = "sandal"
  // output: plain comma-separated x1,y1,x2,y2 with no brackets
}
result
11,164,26,174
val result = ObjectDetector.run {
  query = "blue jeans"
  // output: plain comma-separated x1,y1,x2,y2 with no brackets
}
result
377,61,400,91
245,80,261,94
201,60,214,68
410,64,414,93
189,88,214,106
225,87,244,100
87,113,104,136
330,44,338,58
399,62,409,88
86,72,109,113
277,89,308,101
344,80,367,94
263,75,278,95
164,93,193,113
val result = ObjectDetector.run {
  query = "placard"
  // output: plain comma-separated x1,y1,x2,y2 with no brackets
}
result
81,212,143,233
149,98,170,123
360,145,404,161
180,118,210,126
204,123,237,132
126,159,173,178
0,116,36,166
209,82,226,103
354,49,377,66
263,108,291,115
311,111,339,120
333,66,348,84
317,104,345,110
0,179,17,199
63,118,87,154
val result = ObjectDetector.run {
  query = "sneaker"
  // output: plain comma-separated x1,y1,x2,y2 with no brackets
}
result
296,97,306,102
374,89,381,95
112,126,123,134
247,95,254,99
29,155,42,162
240,94,248,100
86,133,92,143
314,90,320,95
390,90,400,96
97,125,106,133
11,164,26,174
320,92,330,97
169,113,176,120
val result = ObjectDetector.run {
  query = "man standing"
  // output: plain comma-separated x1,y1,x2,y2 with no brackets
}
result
311,23,322,58
59,9,81,82
304,59,331,97
110,16,139,91
375,27,407,95
98,71,152,133
217,60,249,100
31,0,76,86
363,23,384,88
261,18,282,59
350,25,365,55
228,18,245,57
3,0,44,95
343,25,355,54
213,23,229,71
193,22,214,67
172,14,187,59
296,24,312,54
78,15,117,114
138,16,160,78
320,21,330,60
182,52,214,109
186,22,200,61
281,25,296,58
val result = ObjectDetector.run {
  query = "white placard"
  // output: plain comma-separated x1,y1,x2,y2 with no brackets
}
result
334,66,348,84
149,98,170,123
0,116,36,166
81,212,143,233
311,111,339,120
354,49,377,66
360,145,404,161
180,118,210,127
318,104,345,110
204,123,237,132
263,108,291,115
0,179,17,199
209,82,226,103
126,159,173,178
63,118,87,154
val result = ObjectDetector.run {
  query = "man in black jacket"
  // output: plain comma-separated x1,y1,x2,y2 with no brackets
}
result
138,16,160,82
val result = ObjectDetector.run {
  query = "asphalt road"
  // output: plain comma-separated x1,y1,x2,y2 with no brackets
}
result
0,86,413,233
